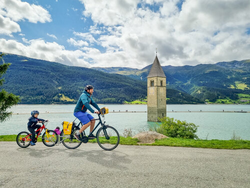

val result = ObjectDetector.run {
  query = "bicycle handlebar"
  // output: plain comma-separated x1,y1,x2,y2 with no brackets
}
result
42,120,49,126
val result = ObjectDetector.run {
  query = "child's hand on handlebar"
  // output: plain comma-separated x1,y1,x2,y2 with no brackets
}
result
94,111,100,114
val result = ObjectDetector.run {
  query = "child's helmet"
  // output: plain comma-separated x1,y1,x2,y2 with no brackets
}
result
31,110,39,117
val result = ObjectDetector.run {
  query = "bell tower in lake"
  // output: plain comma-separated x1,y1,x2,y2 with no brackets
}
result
147,55,166,122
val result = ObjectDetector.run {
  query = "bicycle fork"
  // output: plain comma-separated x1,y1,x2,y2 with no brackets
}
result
103,126,110,140
45,129,50,137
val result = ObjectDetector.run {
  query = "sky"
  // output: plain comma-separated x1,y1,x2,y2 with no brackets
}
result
1,0,250,69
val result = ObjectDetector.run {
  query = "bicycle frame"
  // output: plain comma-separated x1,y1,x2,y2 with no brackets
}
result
22,122,50,141
75,114,105,137
58,114,110,145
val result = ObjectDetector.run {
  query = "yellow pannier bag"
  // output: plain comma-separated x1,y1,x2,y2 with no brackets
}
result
63,121,73,135
100,107,109,115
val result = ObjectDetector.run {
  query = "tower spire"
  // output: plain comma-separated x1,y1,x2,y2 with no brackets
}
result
147,56,166,78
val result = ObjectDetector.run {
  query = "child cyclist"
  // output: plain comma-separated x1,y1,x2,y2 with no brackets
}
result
27,110,47,146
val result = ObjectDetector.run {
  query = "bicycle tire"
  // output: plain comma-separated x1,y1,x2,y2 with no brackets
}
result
96,125,120,151
16,131,31,148
61,129,82,149
42,130,58,147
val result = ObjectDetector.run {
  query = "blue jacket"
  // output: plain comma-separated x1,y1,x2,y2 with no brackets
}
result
74,91,100,113
27,117,44,127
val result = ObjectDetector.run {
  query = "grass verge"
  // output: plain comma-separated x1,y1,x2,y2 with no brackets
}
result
149,138,250,149
1,135,250,149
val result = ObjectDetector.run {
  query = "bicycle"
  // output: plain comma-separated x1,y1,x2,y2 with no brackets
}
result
16,120,58,148
60,113,120,151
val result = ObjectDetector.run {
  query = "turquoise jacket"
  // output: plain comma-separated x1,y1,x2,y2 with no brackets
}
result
74,91,100,113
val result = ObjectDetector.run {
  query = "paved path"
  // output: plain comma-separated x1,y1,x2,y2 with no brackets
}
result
0,142,250,188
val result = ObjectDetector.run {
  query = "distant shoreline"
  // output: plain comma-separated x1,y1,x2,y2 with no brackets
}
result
14,103,250,105
12,110,250,115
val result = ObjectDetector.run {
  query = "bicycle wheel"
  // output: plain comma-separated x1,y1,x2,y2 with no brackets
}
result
42,130,58,147
16,131,31,148
96,125,120,151
61,129,82,149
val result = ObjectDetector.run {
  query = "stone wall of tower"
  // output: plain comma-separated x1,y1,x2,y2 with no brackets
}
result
147,76,166,122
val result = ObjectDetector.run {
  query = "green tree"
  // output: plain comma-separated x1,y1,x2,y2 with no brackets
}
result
0,54,20,122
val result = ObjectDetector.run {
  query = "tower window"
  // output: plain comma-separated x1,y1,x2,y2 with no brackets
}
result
160,80,163,86
150,80,154,87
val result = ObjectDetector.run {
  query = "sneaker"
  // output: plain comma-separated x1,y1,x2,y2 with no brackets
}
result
74,133,80,141
88,133,96,139
30,141,36,146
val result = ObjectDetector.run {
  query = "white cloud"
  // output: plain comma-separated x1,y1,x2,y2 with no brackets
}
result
47,33,58,40
82,47,141,68
22,37,29,44
67,38,89,47
73,31,97,44
210,32,250,63
0,0,51,36
1,0,250,69
77,0,250,68
0,15,21,36
0,38,90,67
176,0,250,34
0,0,51,23
89,25,102,35
160,0,179,17
80,0,140,26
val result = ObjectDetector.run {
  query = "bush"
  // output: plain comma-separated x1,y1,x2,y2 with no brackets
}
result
123,128,133,138
156,117,199,139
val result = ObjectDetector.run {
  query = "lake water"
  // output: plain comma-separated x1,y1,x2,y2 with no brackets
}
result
1,104,250,140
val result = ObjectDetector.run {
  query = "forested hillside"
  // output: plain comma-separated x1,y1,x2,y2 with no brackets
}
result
1,53,202,104
1,54,146,104
94,60,250,104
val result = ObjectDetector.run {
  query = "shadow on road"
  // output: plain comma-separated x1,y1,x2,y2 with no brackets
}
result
69,149,131,170
16,144,131,170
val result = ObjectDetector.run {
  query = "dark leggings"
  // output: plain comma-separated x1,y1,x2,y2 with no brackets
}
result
28,125,41,142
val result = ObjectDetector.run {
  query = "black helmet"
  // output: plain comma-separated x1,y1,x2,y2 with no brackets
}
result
85,85,94,91
31,110,39,117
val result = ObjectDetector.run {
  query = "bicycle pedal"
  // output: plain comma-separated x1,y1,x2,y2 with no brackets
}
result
81,136,88,143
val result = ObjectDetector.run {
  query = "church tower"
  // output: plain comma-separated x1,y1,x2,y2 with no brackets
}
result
147,56,166,122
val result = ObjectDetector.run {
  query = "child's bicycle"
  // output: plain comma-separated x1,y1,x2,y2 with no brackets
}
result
16,120,58,148
59,110,120,151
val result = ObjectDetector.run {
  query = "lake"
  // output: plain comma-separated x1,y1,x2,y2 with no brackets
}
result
1,104,250,140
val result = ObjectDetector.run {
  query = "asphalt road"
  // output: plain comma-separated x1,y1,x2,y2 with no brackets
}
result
0,142,250,188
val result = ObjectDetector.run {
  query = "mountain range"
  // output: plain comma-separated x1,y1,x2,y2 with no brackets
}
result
94,59,250,104
1,53,250,104
1,53,201,104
